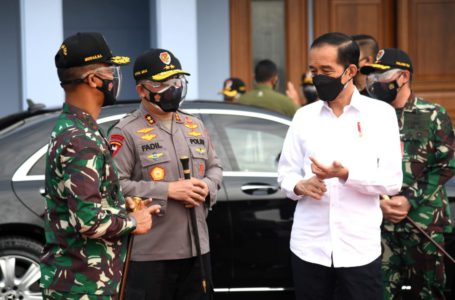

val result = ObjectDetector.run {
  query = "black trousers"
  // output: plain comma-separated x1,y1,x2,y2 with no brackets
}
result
291,252,383,300
125,253,213,300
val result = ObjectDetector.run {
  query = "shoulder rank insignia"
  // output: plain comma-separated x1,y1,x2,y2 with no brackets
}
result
188,131,202,137
150,166,165,181
195,148,206,154
148,152,164,161
175,113,183,123
141,134,157,141
144,114,156,125
185,124,198,129
137,127,154,134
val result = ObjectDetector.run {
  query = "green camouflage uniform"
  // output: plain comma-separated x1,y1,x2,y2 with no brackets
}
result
40,103,135,298
382,95,455,299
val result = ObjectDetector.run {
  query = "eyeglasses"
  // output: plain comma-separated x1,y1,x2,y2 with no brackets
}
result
141,75,187,94
366,69,402,85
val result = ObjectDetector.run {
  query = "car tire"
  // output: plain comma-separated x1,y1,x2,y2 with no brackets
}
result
0,236,43,299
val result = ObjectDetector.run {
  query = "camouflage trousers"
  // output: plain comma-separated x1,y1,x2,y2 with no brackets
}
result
382,229,446,300
42,289,115,300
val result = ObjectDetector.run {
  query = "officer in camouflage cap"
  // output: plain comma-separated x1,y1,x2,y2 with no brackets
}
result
40,32,160,299
361,48,455,299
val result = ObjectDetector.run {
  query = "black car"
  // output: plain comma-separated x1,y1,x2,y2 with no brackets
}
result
0,101,295,300
1,101,454,300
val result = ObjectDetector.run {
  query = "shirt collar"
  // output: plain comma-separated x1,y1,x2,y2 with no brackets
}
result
63,103,98,130
320,87,362,115
254,84,273,91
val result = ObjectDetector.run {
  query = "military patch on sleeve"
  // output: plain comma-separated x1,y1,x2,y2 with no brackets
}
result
150,166,165,181
109,134,125,157
145,114,156,125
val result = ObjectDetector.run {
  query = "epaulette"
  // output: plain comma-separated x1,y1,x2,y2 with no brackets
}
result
177,109,201,121
108,109,140,133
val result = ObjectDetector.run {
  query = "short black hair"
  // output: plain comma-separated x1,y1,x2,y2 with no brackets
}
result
254,59,278,83
311,32,359,68
351,34,379,59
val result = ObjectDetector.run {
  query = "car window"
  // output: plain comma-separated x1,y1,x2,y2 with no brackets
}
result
211,114,288,172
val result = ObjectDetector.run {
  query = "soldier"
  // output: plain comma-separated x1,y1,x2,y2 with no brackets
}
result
40,32,160,300
237,59,297,117
351,34,379,96
110,48,223,300
361,48,455,299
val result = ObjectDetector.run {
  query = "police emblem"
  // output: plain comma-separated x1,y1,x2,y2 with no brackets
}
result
188,131,202,137
150,166,165,181
109,134,125,157
185,124,198,129
148,152,164,161
159,52,171,65
195,148,206,154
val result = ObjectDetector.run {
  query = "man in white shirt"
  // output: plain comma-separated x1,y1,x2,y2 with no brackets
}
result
278,32,403,300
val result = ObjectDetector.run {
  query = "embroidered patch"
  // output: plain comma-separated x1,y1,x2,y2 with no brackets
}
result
188,131,202,137
159,52,171,65
195,148,206,154
185,124,198,129
148,152,164,161
141,134,157,141
109,134,124,157
145,114,156,125
137,127,154,134
150,166,165,181
199,162,205,176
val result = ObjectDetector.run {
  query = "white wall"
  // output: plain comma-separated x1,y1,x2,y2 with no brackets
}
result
155,0,199,100
20,0,63,109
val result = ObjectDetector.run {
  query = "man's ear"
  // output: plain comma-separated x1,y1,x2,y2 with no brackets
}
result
86,73,98,88
347,64,358,80
136,84,147,100
366,55,375,64
400,70,411,85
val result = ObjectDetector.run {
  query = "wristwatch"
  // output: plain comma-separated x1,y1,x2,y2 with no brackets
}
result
129,215,137,231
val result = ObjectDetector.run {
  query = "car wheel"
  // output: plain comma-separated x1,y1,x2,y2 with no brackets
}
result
0,236,43,300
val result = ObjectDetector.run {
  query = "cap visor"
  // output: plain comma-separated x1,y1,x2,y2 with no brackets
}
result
109,56,131,65
151,69,191,81
360,63,391,75
222,90,238,97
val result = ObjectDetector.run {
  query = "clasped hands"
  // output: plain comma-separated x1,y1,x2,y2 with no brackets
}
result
168,178,209,208
293,157,349,200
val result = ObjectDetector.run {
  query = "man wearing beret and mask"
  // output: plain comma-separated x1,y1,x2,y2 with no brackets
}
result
278,32,403,300
361,48,455,299
110,48,222,300
40,32,160,300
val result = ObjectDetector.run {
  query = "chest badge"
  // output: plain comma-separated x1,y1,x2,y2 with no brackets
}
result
137,127,154,134
150,166,165,181
148,152,164,161
195,148,206,154
141,134,157,141
188,131,202,137
185,123,198,129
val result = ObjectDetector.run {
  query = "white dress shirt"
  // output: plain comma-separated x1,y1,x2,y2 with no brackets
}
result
278,89,402,268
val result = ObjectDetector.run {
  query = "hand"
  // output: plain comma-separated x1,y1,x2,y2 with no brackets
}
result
286,81,303,106
294,176,327,200
168,178,209,207
310,157,349,181
380,195,411,223
126,197,161,235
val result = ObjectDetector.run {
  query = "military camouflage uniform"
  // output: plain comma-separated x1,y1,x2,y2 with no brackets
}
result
382,95,455,299
40,103,135,298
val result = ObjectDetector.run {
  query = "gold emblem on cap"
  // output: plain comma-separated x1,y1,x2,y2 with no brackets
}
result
159,52,171,65
376,49,385,62
61,44,68,56
85,54,103,62
111,56,130,64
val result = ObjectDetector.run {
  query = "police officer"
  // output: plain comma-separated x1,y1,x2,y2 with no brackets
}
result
40,32,160,299
361,48,455,299
110,48,223,300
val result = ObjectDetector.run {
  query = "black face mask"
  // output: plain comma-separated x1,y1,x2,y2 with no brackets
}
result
143,85,185,112
366,81,399,103
302,85,318,103
312,69,348,102
96,77,118,107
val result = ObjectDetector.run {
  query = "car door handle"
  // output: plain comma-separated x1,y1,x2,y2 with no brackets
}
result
241,184,279,195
